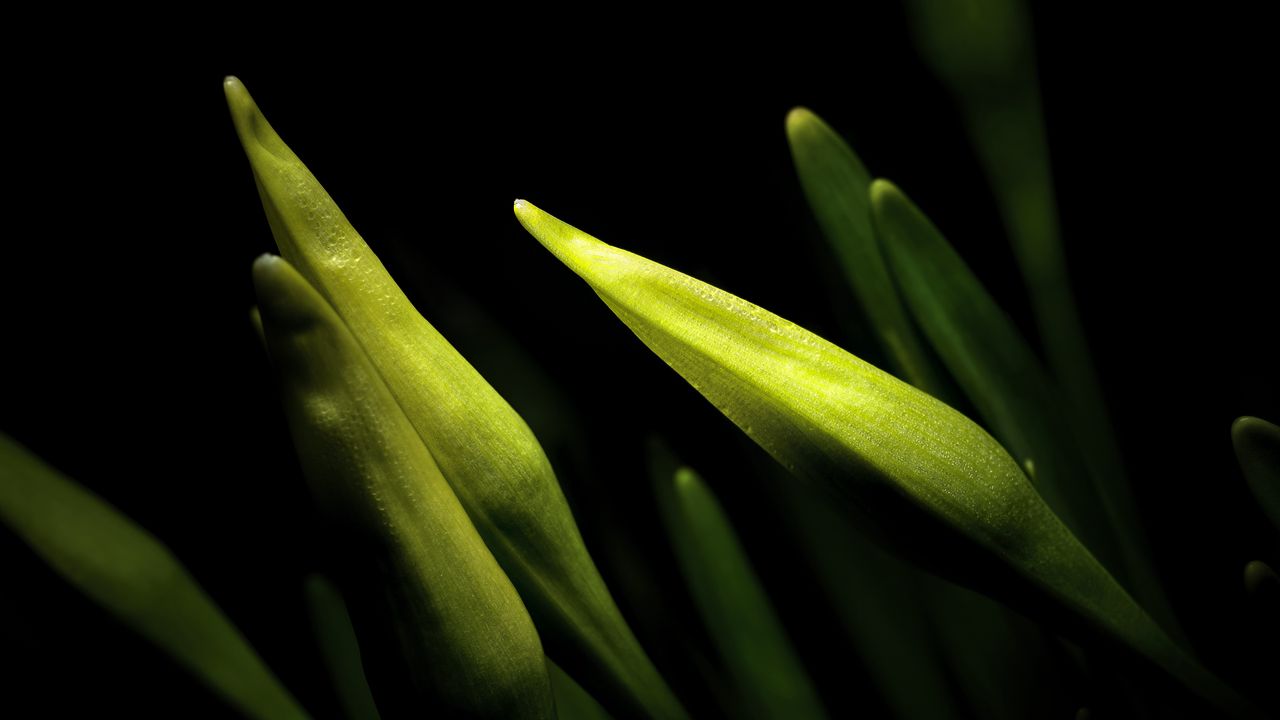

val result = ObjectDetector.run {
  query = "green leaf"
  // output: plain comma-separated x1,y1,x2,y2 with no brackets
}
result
254,255,552,719
866,183,1098,549
868,179,1181,638
0,433,309,720
905,0,1142,601
549,660,614,720
786,107,947,397
514,200,1257,717
304,575,382,720
226,78,683,720
652,460,826,720
1233,416,1280,531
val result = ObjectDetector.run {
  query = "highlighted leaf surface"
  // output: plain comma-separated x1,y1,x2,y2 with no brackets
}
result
515,201,1255,717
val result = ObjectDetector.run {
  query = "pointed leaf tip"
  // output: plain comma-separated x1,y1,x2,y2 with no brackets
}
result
512,199,614,277
868,177,900,208
251,254,316,330
233,96,684,718
784,106,816,136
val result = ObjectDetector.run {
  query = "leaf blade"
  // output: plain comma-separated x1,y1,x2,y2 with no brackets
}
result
226,78,683,720
786,107,947,397
1233,416,1280,531
654,462,827,720
870,179,1180,636
514,200,1255,717
255,255,553,719
0,434,310,720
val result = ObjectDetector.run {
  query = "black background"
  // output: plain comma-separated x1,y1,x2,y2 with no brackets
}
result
2,7,1277,718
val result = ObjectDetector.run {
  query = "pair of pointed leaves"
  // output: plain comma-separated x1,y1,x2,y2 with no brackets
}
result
226,78,680,720
787,107,1182,638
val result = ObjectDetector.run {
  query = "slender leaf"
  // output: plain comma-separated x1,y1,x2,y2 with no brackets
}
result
905,0,1143,602
514,200,1256,717
0,433,309,720
255,255,552,719
226,78,683,720
867,178,1181,637
653,460,826,720
304,575,382,720
786,107,947,397
1233,416,1280,531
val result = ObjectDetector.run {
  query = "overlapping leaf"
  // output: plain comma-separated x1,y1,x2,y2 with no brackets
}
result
1234,416,1280,531
226,78,683,720
786,108,946,397
255,255,552,718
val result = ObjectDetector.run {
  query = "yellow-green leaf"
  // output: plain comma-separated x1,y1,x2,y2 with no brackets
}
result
226,78,683,720
1233,416,1280,531
0,434,309,720
652,460,826,720
513,200,1256,717
786,107,947,397
254,255,552,719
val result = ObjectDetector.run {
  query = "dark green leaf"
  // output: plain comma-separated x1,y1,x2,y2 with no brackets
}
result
654,461,826,720
871,179,1180,636
1234,416,1280,531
